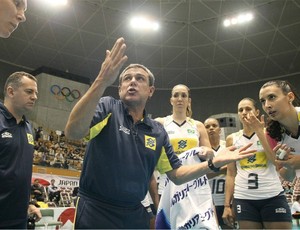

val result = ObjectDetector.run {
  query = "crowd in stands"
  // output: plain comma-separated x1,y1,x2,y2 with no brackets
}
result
33,126,86,171
29,126,83,207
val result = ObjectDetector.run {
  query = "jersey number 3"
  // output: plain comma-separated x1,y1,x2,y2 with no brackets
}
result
248,173,258,189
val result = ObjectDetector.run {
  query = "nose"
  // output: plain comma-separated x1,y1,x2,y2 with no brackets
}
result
31,93,38,101
129,77,137,85
177,95,183,100
264,100,272,108
17,10,26,23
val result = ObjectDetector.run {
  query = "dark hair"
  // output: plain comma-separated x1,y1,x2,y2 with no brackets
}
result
4,71,37,97
261,80,300,106
240,97,258,109
260,80,300,141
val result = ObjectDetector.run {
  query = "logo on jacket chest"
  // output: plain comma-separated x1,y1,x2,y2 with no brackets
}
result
145,135,156,150
119,125,130,135
1,131,12,138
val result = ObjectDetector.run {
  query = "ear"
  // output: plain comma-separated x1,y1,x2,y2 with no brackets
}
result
6,86,14,97
287,92,295,103
149,86,155,98
255,108,260,117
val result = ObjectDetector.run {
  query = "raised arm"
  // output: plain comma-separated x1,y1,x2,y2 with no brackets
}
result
166,143,255,185
243,113,276,164
65,38,128,140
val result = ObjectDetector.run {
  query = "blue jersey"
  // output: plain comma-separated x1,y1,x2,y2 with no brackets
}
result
79,97,181,206
0,103,34,227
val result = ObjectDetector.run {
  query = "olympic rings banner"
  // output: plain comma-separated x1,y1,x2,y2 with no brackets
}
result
50,85,81,102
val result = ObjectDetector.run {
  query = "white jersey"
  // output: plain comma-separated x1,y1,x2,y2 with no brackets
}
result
141,192,152,207
291,201,300,214
232,130,283,200
156,148,218,229
208,140,226,206
158,116,200,195
279,107,300,177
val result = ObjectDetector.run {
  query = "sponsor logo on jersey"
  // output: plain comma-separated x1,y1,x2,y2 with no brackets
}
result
257,140,261,146
187,129,195,134
178,140,187,149
119,125,130,135
240,152,267,169
27,133,34,145
145,135,156,150
1,131,12,138
247,154,256,164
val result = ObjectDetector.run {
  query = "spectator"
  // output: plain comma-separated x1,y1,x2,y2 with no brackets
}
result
48,179,61,205
31,179,45,202
292,195,300,226
35,126,43,141
72,187,79,206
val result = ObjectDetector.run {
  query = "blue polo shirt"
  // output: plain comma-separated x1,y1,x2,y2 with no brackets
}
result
79,96,181,206
0,103,34,227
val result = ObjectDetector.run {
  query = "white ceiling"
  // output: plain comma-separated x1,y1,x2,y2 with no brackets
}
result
1,0,300,89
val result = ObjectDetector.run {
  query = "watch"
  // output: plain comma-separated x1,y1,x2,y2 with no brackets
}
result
208,158,220,172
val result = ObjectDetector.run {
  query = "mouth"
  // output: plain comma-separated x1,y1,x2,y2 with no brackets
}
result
268,110,276,117
10,23,18,30
127,88,137,94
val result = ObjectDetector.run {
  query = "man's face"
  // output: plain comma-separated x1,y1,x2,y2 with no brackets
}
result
118,67,155,106
0,0,27,38
9,76,38,116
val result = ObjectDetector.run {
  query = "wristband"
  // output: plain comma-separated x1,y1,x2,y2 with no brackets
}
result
208,158,220,172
